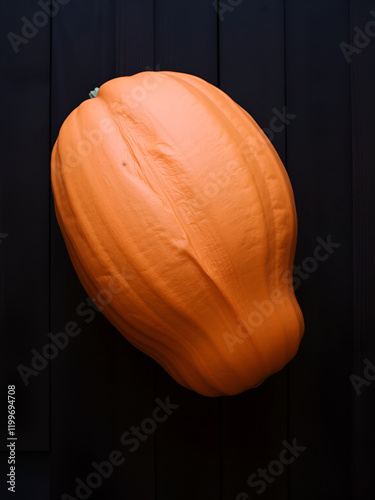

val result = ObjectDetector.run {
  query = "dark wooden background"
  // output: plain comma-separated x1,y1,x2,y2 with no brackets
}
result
1,1,375,499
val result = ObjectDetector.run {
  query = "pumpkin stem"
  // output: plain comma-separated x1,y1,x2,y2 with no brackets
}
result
89,87,99,99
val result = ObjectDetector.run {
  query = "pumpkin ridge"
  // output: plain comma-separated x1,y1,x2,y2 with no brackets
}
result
114,74,272,321
192,93,299,363
177,81,303,359
101,77,269,336
162,73,288,365
161,72,278,289
58,99,225,344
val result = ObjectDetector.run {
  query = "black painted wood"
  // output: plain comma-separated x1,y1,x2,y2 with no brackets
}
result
50,2,154,499
2,0,375,498
153,2,221,499
115,0,154,76
154,0,217,85
350,1,375,499
0,1,50,453
286,1,354,499
220,2,289,500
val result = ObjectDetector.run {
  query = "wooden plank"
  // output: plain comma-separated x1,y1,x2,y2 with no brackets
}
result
220,2,290,499
116,0,154,76
0,0,50,452
154,0,217,85
349,1,375,497
286,1,353,498
153,1,221,499
220,0,287,160
50,2,155,498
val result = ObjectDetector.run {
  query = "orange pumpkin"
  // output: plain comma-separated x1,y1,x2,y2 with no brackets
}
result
51,71,304,397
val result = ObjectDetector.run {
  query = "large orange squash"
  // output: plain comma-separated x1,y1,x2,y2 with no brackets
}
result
51,71,304,397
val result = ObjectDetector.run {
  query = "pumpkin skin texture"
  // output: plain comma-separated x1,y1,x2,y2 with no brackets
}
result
51,71,304,397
